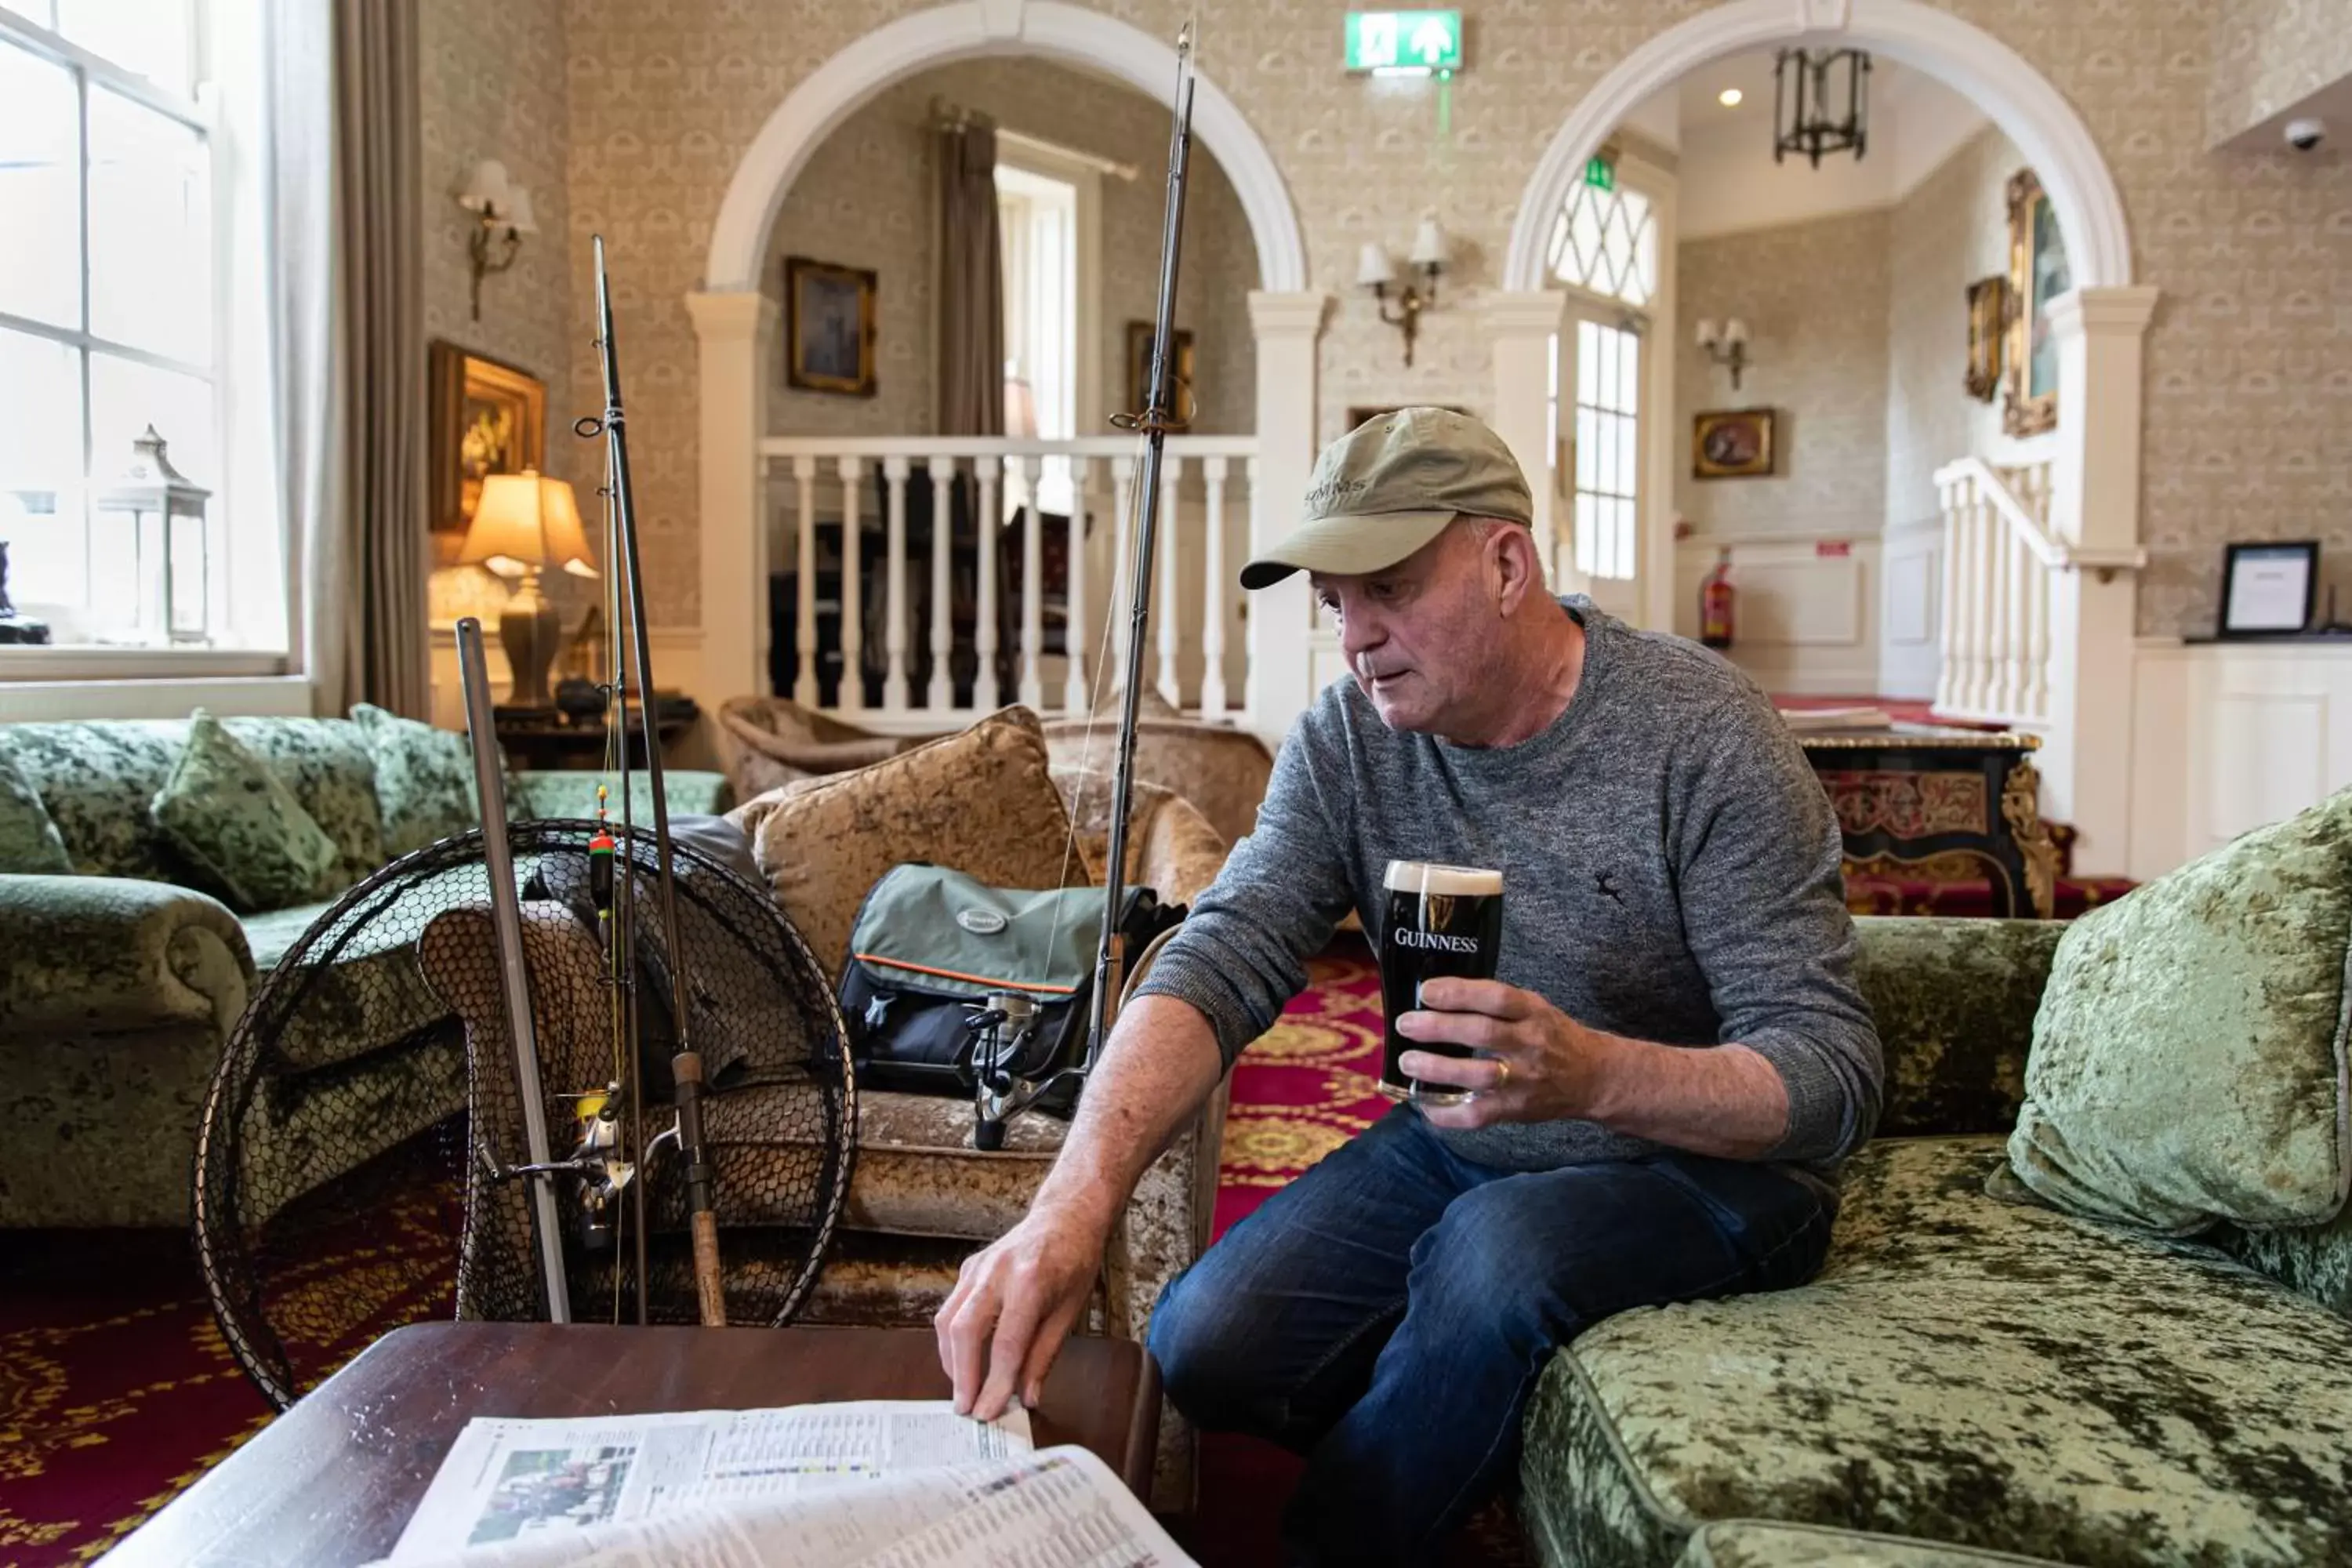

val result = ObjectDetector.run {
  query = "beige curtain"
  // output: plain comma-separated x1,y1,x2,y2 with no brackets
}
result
278,0,428,718
935,122,1004,437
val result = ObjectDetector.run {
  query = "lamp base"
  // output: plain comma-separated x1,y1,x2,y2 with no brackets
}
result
497,569,562,709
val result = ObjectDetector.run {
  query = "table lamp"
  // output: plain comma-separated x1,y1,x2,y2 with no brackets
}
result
459,469,597,710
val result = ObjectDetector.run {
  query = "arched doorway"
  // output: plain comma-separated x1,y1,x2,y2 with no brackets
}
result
691,0,1321,749
1488,0,2152,873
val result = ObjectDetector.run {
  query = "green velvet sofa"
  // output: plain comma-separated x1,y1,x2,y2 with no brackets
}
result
0,713,731,1230
1519,916,2352,1566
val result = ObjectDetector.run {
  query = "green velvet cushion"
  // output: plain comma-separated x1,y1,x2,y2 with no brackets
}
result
350,702,487,857
1519,1137,2352,1568
1852,916,2059,1139
2005,786,2352,1235
151,710,343,913
511,769,734,822
0,741,71,874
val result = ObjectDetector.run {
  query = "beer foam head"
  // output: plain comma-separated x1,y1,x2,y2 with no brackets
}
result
1383,860,1503,897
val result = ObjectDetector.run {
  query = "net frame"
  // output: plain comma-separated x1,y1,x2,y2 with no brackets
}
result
193,819,856,1409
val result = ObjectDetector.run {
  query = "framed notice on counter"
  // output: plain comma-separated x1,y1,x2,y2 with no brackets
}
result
2218,540,2318,638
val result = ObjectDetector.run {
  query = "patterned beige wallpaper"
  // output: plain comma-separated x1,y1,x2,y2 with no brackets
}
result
2209,0,2352,146
760,55,1258,440
538,0,2352,639
417,0,590,630
1674,209,1892,537
1884,124,2038,535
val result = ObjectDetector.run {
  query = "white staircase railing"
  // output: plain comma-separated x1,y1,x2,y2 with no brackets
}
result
758,435,1258,729
1931,457,2063,727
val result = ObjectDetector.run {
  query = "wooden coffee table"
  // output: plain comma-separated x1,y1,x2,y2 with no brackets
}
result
100,1322,1160,1567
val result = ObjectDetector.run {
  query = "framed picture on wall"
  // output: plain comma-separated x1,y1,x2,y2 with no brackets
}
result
785,256,877,396
428,340,546,568
1965,275,2005,402
1124,321,1196,423
2002,168,2069,437
2218,540,2319,638
1691,408,1775,479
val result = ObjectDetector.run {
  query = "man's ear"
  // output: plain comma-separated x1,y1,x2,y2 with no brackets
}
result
1489,522,1541,614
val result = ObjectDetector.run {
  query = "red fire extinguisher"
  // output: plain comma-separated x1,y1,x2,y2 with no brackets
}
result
1700,549,1735,649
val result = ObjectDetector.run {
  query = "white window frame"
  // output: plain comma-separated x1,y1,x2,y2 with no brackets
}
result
992,138,1102,445
0,0,288,692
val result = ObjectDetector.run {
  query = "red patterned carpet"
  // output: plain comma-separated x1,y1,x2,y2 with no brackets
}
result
3,936,1529,1566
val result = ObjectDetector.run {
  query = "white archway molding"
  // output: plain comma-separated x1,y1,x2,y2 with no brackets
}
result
702,0,1307,295
1503,0,2133,292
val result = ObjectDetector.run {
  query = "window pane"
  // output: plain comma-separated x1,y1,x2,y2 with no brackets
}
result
1575,320,1598,405
0,41,81,328
1574,407,1597,491
89,84,210,365
1614,328,1639,412
0,328,85,612
89,349,212,489
1573,492,1595,576
56,0,191,94
1617,416,1639,499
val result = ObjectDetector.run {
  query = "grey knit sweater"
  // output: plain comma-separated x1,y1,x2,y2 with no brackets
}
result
1134,597,1883,1178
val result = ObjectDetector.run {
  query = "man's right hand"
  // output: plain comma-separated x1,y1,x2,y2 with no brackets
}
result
934,1200,1110,1422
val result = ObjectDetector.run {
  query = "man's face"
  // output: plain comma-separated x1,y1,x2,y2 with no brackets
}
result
1311,521,1513,735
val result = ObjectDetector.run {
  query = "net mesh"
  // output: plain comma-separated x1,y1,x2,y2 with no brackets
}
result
193,820,856,1408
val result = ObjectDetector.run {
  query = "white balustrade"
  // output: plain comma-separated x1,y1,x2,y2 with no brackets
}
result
758,437,1258,730
1933,456,2060,729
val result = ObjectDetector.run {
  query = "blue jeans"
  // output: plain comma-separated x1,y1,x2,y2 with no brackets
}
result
1148,1105,1836,1565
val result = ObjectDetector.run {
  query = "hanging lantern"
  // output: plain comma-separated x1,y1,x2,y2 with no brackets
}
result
1773,47,1871,167
96,425,213,645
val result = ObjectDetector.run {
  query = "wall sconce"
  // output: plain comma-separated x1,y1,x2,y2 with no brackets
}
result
1693,317,1751,390
456,158,538,321
1357,209,1448,368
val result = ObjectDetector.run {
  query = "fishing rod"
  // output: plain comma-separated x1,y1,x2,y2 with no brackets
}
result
971,20,1197,1145
582,234,727,1327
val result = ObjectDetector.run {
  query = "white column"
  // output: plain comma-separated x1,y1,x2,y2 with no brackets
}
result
927,456,955,710
1243,291,1331,750
1156,454,1183,709
1200,456,1229,719
1064,458,1093,713
836,456,865,713
684,290,777,717
790,455,818,706
882,456,911,713
1109,455,1137,691
1014,456,1044,709
2041,285,2160,877
1481,291,1572,590
975,456,1000,712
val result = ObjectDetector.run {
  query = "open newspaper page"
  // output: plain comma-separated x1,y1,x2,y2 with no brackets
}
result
379,1443,1194,1568
383,1400,1033,1563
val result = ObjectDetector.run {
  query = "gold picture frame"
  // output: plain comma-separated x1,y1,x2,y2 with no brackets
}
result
429,340,546,568
1965,274,2005,403
2003,169,2069,437
1124,321,1195,423
1692,408,1775,479
785,256,878,397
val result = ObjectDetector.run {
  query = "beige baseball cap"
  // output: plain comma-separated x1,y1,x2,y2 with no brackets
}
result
1239,406,1534,590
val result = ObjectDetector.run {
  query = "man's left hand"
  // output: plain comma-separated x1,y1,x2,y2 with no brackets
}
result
1394,977,1616,1130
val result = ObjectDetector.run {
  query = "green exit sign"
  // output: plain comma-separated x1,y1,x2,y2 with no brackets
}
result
1345,10,1463,73
1584,155,1616,191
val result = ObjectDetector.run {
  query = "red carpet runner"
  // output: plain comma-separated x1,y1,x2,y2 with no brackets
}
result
2,935,1535,1566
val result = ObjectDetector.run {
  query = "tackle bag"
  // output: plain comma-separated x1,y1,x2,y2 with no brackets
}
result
837,863,1185,1115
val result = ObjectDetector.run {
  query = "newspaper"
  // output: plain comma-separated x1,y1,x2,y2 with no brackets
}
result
376,1401,1195,1568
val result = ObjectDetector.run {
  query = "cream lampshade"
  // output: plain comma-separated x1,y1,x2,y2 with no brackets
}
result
459,470,596,708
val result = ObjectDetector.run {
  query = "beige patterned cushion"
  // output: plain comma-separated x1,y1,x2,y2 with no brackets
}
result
728,706,1082,975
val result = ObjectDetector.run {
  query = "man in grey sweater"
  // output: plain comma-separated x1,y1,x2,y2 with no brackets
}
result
933,408,1882,1563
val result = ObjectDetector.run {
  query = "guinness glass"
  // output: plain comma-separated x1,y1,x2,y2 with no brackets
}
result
1377,860,1504,1107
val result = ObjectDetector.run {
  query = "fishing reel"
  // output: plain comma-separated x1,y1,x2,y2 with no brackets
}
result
963,992,1078,1152
475,1082,638,1254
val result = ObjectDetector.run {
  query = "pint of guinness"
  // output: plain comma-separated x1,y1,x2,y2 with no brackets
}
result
1377,860,1504,1107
